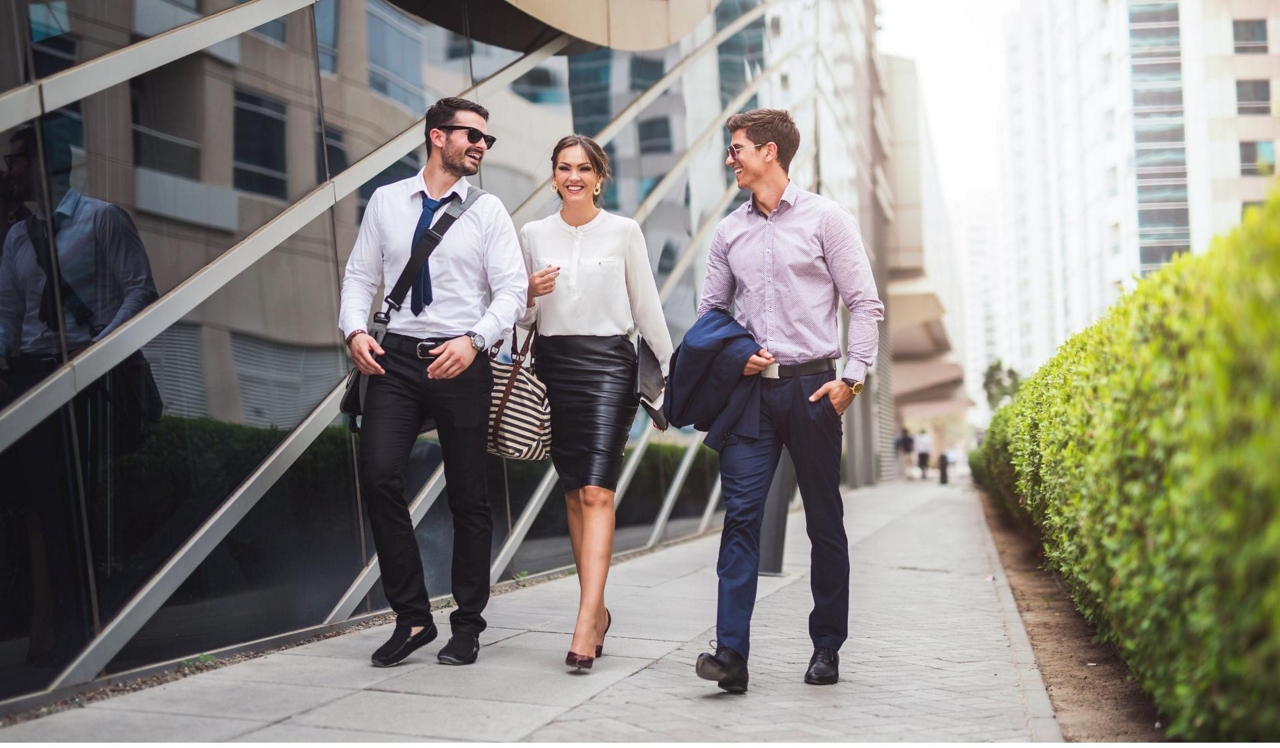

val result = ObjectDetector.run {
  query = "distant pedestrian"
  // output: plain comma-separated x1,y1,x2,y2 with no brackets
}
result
915,429,933,480
893,427,914,480
938,451,949,484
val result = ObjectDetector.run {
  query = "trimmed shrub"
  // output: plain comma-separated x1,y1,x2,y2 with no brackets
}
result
970,191,1280,739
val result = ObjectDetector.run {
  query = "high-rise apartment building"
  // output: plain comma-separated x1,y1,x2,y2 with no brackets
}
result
998,0,1277,376
0,0,894,705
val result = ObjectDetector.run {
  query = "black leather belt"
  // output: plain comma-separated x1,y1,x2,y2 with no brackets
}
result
760,359,836,379
382,332,453,359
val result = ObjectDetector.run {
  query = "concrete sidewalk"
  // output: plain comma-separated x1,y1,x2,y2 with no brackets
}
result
0,480,1061,742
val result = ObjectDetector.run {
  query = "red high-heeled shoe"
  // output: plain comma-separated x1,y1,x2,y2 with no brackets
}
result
565,650,595,669
595,608,612,658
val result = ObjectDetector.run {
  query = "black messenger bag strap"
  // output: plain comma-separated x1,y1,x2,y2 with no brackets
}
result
381,186,489,314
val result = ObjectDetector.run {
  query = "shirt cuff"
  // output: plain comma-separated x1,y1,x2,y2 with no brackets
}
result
473,317,504,351
843,359,868,384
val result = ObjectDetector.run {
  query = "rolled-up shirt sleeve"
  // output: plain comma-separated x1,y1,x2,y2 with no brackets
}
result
474,198,529,347
339,190,384,340
822,205,883,382
696,224,734,318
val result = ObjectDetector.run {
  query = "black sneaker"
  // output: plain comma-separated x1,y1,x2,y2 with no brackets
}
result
695,641,749,693
437,633,480,665
804,646,839,685
371,622,438,668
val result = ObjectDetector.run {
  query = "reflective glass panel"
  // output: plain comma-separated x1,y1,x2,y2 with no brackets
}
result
106,412,361,672
23,0,227,73
0,405,94,700
86,205,346,624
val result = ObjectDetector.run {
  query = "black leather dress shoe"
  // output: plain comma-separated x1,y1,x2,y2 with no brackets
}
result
437,633,480,665
371,622,438,667
695,644,749,693
804,646,839,685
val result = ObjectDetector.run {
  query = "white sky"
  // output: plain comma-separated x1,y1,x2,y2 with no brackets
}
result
876,0,1017,207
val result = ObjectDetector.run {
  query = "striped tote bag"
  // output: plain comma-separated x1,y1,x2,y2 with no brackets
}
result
487,327,551,461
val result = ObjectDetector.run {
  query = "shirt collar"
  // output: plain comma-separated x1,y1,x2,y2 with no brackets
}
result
31,186,82,222
408,169,469,204
747,180,799,216
55,187,83,219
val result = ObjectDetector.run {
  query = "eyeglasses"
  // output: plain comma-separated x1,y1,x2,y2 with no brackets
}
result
726,143,766,162
437,125,497,149
3,151,30,170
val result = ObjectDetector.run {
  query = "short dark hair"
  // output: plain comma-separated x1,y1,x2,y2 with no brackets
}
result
10,125,35,152
550,135,612,208
725,108,800,171
423,97,490,157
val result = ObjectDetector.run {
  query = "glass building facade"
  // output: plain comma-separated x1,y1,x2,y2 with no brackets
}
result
0,0,892,704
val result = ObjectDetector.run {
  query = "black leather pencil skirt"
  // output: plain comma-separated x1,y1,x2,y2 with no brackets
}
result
535,334,640,493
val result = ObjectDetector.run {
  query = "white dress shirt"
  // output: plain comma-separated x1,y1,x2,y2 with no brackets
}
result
0,188,158,357
518,209,673,376
339,172,527,348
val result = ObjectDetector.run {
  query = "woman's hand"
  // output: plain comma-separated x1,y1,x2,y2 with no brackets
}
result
528,264,560,304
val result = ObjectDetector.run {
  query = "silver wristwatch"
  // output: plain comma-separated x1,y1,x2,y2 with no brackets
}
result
466,331,485,351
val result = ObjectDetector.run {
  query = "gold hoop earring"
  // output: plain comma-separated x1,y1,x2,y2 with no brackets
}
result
593,184,602,196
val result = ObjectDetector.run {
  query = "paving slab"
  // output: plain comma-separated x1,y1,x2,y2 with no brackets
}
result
1,480,1062,742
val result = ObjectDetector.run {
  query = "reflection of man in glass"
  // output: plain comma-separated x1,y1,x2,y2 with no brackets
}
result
0,125,159,388
0,122,160,670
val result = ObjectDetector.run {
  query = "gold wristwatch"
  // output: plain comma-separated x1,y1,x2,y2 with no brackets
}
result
841,377,864,396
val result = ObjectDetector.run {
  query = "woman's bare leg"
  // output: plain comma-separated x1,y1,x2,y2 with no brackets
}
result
569,485,615,656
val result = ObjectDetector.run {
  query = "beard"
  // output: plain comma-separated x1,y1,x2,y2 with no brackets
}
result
442,142,481,178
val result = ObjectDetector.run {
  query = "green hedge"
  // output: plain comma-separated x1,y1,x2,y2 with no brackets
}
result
970,194,1280,739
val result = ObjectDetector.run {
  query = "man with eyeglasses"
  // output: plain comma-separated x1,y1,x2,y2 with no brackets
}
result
339,97,527,668
694,109,884,693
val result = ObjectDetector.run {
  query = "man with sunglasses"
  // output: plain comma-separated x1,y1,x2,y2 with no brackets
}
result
694,109,884,693
339,97,527,668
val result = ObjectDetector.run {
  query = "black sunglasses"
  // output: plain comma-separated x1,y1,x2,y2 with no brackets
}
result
438,125,497,149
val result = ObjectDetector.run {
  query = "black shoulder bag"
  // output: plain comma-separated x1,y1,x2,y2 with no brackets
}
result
340,187,488,431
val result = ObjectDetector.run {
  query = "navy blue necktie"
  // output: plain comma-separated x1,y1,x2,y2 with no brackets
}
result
410,195,447,316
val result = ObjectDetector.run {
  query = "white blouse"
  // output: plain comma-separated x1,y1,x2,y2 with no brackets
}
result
518,209,673,376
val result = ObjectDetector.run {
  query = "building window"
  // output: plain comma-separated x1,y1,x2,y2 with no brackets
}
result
367,0,425,111
1134,118,1185,144
1128,3,1179,25
315,0,338,73
234,90,288,199
630,56,664,92
1234,20,1268,54
510,67,567,104
1139,245,1188,266
446,32,472,59
238,0,286,43
230,333,345,429
1132,87,1183,110
1137,183,1188,204
638,117,673,154
316,126,347,182
1131,60,1181,84
1237,80,1271,115
1135,146,1186,169
1241,141,1276,176
569,49,613,135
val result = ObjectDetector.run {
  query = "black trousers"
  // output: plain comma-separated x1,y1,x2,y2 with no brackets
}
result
359,343,493,635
